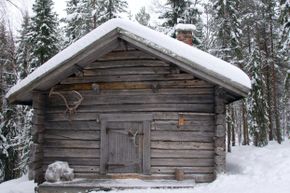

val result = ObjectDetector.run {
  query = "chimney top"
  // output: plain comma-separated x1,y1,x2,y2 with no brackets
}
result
175,23,196,46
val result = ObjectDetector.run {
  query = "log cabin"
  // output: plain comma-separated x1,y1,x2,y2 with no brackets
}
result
6,19,251,192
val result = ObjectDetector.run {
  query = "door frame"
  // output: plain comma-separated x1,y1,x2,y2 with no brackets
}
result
100,113,152,175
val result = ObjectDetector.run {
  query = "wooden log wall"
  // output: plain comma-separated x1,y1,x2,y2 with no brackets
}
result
29,92,46,183
36,47,219,183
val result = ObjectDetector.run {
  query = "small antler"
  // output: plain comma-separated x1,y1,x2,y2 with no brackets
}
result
128,128,139,147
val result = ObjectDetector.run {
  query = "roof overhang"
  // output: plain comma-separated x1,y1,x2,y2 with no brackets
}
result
6,19,251,104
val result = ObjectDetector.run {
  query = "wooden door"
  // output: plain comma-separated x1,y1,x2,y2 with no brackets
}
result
106,121,142,173
100,114,152,175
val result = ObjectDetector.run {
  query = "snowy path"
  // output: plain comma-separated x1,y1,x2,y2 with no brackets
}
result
1,141,290,193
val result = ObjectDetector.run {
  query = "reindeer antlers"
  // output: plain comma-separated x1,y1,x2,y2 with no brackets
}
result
49,88,84,119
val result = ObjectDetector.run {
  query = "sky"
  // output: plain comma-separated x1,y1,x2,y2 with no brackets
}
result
4,0,153,33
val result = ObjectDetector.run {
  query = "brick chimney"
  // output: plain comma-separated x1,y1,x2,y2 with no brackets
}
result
175,23,196,46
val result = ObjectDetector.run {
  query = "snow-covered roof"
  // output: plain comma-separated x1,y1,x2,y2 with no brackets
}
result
6,18,251,103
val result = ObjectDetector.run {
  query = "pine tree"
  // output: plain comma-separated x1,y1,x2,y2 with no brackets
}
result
0,20,20,182
247,42,269,147
63,0,92,45
159,0,189,27
15,13,34,175
278,0,289,61
28,0,59,70
135,6,150,26
211,0,243,64
202,1,215,51
97,0,128,23
16,12,32,79
279,0,290,138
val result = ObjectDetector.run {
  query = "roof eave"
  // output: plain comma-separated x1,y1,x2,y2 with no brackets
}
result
6,29,120,104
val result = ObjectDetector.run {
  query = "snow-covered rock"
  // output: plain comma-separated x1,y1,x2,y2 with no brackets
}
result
45,161,74,183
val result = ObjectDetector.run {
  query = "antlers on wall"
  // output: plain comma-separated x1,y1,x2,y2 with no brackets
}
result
49,88,84,118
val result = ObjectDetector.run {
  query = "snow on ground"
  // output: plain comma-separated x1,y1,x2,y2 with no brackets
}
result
0,175,36,193
1,141,290,193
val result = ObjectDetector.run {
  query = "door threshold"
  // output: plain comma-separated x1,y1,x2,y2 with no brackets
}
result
38,178,195,193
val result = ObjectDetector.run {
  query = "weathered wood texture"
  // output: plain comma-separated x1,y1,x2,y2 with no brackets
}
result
36,47,217,183
214,87,226,177
29,92,46,183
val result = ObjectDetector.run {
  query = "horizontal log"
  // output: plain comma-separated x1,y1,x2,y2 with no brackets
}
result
86,60,170,69
151,149,214,158
44,139,100,149
151,131,214,142
43,165,100,173
153,112,215,120
54,80,213,91
46,104,214,120
43,158,99,166
47,88,214,96
151,167,214,174
152,123,215,132
71,165,99,173
151,158,214,167
97,50,156,61
43,148,100,158
48,94,214,106
153,119,215,128
83,67,171,76
44,121,100,130
44,130,100,140
62,74,195,84
151,141,214,150
113,42,136,51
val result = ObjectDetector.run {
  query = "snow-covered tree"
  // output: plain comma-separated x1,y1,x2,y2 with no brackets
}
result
0,20,20,182
63,0,127,46
135,6,150,26
247,43,269,147
279,0,290,138
14,13,34,175
63,0,93,45
28,0,59,70
211,0,243,64
278,0,289,62
16,12,32,79
97,0,128,23
158,0,189,27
